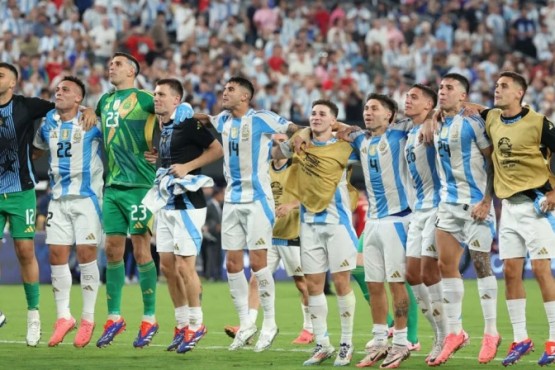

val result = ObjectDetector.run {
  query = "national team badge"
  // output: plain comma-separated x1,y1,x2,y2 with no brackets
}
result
62,129,70,140
113,99,121,110
50,130,58,139
231,127,238,139
440,126,449,139
73,130,82,143
378,141,387,152
241,125,250,141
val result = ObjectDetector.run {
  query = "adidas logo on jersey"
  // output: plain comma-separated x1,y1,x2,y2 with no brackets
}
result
390,271,402,279
470,240,481,249
24,225,35,233
426,245,436,253
85,233,96,241
255,238,266,246
339,259,350,268
134,221,144,229
294,266,303,274
538,247,549,256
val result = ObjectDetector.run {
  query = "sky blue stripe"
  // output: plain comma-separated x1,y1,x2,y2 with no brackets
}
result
546,213,555,232
80,128,93,197
59,124,73,196
426,144,441,207
251,118,265,200
368,137,388,218
180,209,203,252
389,131,408,211
461,120,482,203
26,144,36,185
439,122,457,203
229,118,242,202
394,222,408,250
336,191,358,248
258,197,275,227
407,143,424,210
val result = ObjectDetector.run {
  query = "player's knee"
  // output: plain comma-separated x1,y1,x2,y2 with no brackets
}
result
531,260,553,282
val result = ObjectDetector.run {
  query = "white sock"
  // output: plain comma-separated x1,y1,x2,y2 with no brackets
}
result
28,309,40,321
392,327,408,346
253,267,276,332
428,281,447,341
51,264,72,319
227,271,251,328
507,299,527,342
337,290,355,345
302,303,313,332
79,260,99,323
442,278,464,334
545,301,555,341
477,276,498,335
309,293,330,346
249,308,259,325
175,305,189,329
372,324,388,345
411,284,436,335
189,306,203,331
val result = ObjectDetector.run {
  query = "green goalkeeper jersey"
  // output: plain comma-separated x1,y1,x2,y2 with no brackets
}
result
96,88,157,188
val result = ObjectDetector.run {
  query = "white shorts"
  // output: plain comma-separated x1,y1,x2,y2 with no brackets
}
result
156,208,207,256
406,208,438,259
300,223,357,274
268,241,303,277
46,196,102,246
222,199,274,251
499,198,555,260
435,202,495,252
363,215,410,283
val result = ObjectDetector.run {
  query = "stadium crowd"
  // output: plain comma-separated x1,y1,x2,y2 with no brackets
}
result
1,0,554,126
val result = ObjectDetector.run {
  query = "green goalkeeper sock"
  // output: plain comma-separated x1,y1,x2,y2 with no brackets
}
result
23,282,40,310
352,265,369,302
352,265,394,327
138,261,157,316
106,261,125,315
406,281,419,344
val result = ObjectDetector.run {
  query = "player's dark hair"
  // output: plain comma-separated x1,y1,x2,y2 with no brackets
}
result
0,62,18,81
442,73,470,94
312,99,339,118
366,93,398,123
411,83,438,108
499,71,528,103
227,76,255,101
61,76,86,101
156,78,184,100
113,52,140,76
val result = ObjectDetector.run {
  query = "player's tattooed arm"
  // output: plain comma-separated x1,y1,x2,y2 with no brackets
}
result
471,146,494,222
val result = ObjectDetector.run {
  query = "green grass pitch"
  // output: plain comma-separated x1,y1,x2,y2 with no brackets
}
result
0,279,547,369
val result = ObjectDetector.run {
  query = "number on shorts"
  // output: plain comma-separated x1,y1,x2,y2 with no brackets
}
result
45,211,53,227
25,209,35,225
130,204,147,221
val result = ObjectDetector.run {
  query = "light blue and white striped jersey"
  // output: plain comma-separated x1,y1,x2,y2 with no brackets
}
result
352,119,412,219
300,137,359,245
434,112,491,205
210,109,289,204
33,111,103,200
405,124,441,210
